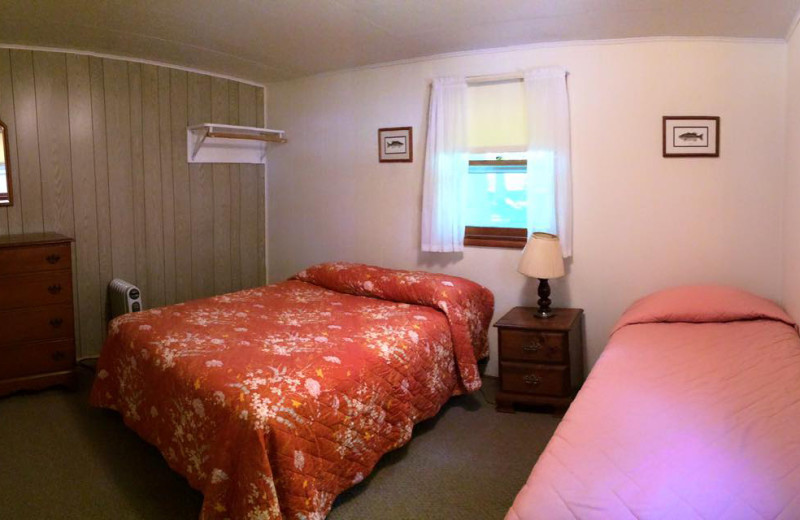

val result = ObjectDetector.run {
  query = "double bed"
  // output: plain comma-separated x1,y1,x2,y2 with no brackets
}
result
91,262,493,519
508,286,800,519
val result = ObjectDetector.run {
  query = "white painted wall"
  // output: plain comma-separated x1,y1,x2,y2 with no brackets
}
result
267,39,787,376
783,27,800,318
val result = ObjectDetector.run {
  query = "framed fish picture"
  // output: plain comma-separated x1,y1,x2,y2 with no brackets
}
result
663,116,720,157
378,127,413,163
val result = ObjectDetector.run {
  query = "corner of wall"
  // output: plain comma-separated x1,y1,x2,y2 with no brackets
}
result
781,20,800,316
263,84,270,283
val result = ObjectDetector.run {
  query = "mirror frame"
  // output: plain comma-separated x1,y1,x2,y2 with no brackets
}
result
0,119,11,207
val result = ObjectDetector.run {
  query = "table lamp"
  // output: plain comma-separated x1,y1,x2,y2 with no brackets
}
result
517,232,565,318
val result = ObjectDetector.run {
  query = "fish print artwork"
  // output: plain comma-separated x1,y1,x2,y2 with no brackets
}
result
378,127,413,162
383,135,406,153
91,262,493,519
663,117,719,157
673,126,708,146
678,131,704,142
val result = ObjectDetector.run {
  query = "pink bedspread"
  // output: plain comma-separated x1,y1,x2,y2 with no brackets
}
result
507,286,800,520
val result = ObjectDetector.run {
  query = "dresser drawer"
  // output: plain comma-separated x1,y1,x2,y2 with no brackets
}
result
0,243,71,276
500,362,569,397
0,304,74,346
499,329,567,363
0,339,74,379
0,271,73,310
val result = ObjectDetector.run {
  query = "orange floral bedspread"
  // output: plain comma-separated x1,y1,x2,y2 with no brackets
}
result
90,263,494,519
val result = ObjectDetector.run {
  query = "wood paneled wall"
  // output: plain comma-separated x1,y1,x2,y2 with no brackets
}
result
0,49,266,357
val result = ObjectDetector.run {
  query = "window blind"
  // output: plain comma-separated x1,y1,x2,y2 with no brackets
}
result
467,79,527,153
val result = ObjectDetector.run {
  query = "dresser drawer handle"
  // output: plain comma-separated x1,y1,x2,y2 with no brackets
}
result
46,254,61,264
51,350,66,362
523,374,541,386
49,318,63,328
47,284,62,294
522,342,542,353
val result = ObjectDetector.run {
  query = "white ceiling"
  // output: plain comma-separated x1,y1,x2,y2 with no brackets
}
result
1,0,799,85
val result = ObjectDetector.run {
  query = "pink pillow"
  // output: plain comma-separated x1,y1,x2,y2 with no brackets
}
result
612,285,796,335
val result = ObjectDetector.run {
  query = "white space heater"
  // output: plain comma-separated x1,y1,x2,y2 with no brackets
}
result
109,279,143,318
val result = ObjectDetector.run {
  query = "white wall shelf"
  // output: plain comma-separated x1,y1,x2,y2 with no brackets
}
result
187,123,287,164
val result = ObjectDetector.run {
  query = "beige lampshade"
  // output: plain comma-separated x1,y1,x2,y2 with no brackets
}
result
517,232,565,279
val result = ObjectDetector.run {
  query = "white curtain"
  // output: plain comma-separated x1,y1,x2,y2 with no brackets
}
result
421,77,469,252
524,68,572,258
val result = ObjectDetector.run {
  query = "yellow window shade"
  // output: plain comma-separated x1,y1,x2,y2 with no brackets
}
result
467,79,527,153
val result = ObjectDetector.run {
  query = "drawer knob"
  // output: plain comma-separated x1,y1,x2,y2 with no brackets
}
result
47,284,62,294
523,374,541,386
49,318,63,328
46,254,61,264
522,341,542,353
52,350,65,361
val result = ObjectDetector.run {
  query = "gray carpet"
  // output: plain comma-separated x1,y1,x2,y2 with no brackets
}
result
0,367,559,519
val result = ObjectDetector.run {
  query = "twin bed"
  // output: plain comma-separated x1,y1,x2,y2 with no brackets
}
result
508,285,800,519
92,265,800,519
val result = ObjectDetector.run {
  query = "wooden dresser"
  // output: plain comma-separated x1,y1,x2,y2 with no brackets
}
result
0,233,76,396
494,307,584,413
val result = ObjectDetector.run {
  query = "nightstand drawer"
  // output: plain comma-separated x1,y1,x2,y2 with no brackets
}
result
500,362,569,396
500,329,567,363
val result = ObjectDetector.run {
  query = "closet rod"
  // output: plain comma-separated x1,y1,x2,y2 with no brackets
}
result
207,131,287,144
187,123,284,134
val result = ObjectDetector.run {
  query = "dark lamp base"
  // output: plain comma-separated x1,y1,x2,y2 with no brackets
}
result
536,278,553,318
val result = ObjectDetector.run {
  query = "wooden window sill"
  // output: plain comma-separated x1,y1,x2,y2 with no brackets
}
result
464,226,527,249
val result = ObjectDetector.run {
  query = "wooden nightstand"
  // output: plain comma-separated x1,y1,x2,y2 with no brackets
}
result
494,307,584,413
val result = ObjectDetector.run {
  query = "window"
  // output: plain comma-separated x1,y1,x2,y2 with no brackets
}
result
0,164,6,202
0,134,6,202
463,79,528,248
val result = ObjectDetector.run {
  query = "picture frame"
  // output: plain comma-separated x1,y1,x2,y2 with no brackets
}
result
378,127,413,163
663,116,720,158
